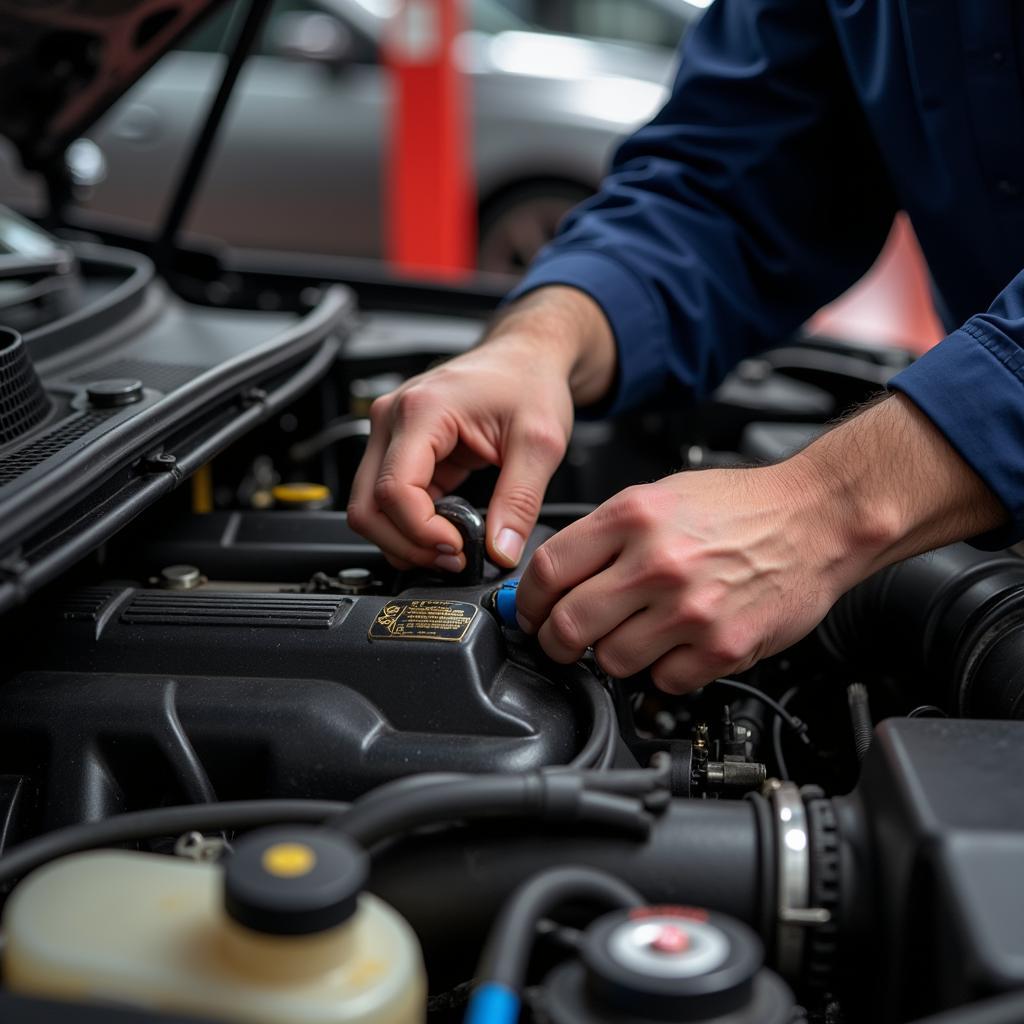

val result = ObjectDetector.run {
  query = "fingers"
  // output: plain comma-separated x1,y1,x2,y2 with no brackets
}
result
374,414,466,552
487,423,567,567
348,395,466,566
592,608,689,679
647,645,727,695
536,569,646,663
516,513,623,633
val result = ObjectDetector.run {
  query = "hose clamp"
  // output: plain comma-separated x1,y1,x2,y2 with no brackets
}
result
764,779,829,978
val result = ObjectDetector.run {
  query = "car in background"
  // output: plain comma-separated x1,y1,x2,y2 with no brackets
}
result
495,0,708,51
0,0,687,275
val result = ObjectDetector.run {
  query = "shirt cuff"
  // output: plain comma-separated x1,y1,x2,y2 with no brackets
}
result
888,325,1023,549
504,250,669,417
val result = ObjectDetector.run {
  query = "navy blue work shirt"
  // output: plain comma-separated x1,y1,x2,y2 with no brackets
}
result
508,0,1024,542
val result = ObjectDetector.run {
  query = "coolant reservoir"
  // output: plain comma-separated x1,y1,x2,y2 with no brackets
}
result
3,828,425,1024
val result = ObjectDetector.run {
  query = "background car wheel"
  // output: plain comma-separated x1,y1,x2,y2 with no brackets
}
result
477,180,592,275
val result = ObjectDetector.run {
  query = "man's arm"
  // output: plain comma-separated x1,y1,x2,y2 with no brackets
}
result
515,395,1006,693
349,0,898,568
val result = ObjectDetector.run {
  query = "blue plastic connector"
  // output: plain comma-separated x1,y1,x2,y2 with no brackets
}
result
492,578,521,630
464,982,520,1024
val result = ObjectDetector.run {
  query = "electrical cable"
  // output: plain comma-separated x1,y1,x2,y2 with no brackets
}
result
0,800,347,889
466,866,643,1024
288,416,370,463
713,678,812,745
772,687,801,781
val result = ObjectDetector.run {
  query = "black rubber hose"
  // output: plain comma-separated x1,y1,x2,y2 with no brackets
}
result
819,542,1024,717
562,665,618,771
0,800,347,888
480,866,643,991
330,775,653,848
907,991,1024,1024
846,683,873,761
368,798,765,985
160,680,217,805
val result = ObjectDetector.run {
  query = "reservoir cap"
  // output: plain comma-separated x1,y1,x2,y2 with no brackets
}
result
224,827,368,935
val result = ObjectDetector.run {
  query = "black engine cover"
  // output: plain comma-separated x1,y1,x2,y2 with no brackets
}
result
0,582,581,830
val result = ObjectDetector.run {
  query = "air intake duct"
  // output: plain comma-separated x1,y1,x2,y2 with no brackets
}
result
819,543,1024,717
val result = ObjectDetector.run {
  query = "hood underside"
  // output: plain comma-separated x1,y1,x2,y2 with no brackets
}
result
0,0,227,171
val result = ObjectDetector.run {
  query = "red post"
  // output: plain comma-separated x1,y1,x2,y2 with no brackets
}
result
384,0,476,278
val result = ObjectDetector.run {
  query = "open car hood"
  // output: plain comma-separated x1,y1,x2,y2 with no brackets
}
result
0,0,228,171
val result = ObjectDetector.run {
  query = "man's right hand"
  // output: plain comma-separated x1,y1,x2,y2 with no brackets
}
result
347,286,618,572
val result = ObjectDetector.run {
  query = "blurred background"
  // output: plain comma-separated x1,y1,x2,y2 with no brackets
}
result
0,0,943,353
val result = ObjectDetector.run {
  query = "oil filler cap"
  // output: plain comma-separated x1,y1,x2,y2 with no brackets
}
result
224,827,368,935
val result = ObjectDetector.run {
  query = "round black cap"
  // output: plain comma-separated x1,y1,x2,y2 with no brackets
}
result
224,827,368,936
85,378,144,408
582,908,763,1021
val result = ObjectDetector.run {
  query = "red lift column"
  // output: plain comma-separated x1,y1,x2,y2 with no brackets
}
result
384,0,476,279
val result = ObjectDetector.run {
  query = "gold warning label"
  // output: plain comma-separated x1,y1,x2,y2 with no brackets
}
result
369,599,478,642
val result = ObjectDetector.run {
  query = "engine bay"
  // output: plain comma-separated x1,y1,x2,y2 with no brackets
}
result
0,223,1022,1024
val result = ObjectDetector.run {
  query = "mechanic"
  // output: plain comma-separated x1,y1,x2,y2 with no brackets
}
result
349,0,1019,694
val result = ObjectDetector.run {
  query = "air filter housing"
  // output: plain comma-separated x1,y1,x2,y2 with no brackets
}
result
0,326,51,446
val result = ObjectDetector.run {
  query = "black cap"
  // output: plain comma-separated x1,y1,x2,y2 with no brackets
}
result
223,828,368,936
581,908,762,1021
85,378,144,408
538,907,793,1024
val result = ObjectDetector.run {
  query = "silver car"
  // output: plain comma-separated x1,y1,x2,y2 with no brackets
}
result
0,0,691,274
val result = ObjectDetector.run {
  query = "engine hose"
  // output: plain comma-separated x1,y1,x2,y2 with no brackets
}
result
467,867,643,1024
846,683,873,761
820,543,1024,717
562,665,618,770
368,797,770,986
328,775,654,848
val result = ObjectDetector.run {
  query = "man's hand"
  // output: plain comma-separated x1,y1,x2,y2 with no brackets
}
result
516,395,1007,693
347,287,616,571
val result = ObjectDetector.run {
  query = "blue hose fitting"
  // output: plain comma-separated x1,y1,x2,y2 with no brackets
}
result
465,982,520,1024
491,578,521,630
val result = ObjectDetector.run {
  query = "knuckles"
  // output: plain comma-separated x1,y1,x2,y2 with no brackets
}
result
345,501,370,535
594,643,636,680
372,473,403,511
496,480,544,523
526,544,560,594
546,604,585,654
516,422,566,463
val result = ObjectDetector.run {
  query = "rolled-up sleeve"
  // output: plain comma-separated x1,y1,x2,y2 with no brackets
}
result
507,0,897,415
890,272,1024,544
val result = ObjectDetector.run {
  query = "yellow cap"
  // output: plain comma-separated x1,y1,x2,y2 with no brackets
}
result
262,842,318,878
271,483,331,506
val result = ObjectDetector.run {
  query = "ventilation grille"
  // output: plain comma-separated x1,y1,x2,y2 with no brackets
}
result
120,591,350,629
59,587,119,622
0,410,112,487
70,358,206,393
0,330,51,445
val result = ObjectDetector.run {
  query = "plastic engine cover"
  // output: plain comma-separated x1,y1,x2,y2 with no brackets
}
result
0,581,581,830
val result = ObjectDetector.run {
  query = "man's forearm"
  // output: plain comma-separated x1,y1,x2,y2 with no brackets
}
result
776,393,1007,592
485,287,618,407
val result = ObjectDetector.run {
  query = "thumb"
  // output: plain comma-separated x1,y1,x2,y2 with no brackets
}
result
488,424,566,568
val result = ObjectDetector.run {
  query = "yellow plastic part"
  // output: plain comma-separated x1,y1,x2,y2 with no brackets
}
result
271,482,331,505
